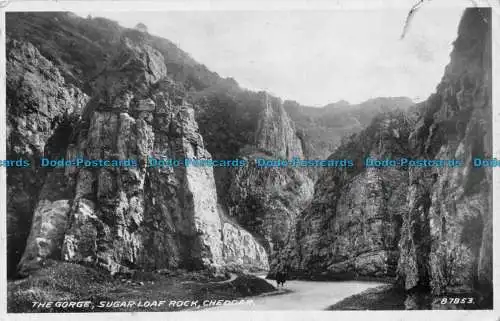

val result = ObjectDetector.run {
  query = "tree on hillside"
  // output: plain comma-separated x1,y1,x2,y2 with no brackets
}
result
134,22,148,33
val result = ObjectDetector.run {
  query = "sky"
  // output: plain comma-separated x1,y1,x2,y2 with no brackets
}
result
78,3,467,106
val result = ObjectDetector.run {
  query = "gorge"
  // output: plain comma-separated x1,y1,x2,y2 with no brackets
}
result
5,7,492,310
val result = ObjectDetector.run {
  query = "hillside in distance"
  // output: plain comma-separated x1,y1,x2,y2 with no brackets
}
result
284,97,415,159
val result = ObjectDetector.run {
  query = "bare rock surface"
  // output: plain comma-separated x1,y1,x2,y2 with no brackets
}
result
277,112,413,279
227,93,314,262
7,39,89,276
281,8,492,303
397,8,492,297
15,31,268,276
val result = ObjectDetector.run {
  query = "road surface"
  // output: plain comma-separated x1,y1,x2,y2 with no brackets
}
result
204,275,385,310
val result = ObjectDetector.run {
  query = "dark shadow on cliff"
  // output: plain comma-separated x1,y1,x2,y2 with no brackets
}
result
7,113,80,280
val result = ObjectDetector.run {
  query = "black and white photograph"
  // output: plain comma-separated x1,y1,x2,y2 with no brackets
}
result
2,0,495,315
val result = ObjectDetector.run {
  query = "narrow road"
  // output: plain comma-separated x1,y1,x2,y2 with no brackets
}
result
210,272,238,284
205,275,385,310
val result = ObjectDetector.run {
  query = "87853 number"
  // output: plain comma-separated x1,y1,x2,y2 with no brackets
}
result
440,297,474,305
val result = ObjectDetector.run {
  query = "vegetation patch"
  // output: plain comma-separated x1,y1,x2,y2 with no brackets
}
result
327,284,491,310
8,260,276,313
326,285,407,310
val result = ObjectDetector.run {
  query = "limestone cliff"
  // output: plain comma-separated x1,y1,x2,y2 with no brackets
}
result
280,8,492,304
397,8,492,299
226,93,314,262
14,31,268,277
6,39,89,276
277,111,414,278
254,93,304,159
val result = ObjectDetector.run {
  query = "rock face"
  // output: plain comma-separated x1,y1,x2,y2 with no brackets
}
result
254,93,304,159
397,8,492,298
15,32,268,276
222,222,269,272
281,8,492,302
277,112,414,278
228,164,313,255
6,39,89,276
227,93,314,262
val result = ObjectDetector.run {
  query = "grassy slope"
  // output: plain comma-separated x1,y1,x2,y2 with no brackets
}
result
327,284,490,310
8,260,276,313
326,285,406,310
6,12,222,93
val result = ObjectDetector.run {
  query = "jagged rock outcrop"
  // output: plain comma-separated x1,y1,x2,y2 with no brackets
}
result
281,8,492,304
277,112,414,278
16,33,268,276
254,93,304,159
226,93,314,262
397,8,492,300
6,39,89,277
228,164,313,254
222,222,269,271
